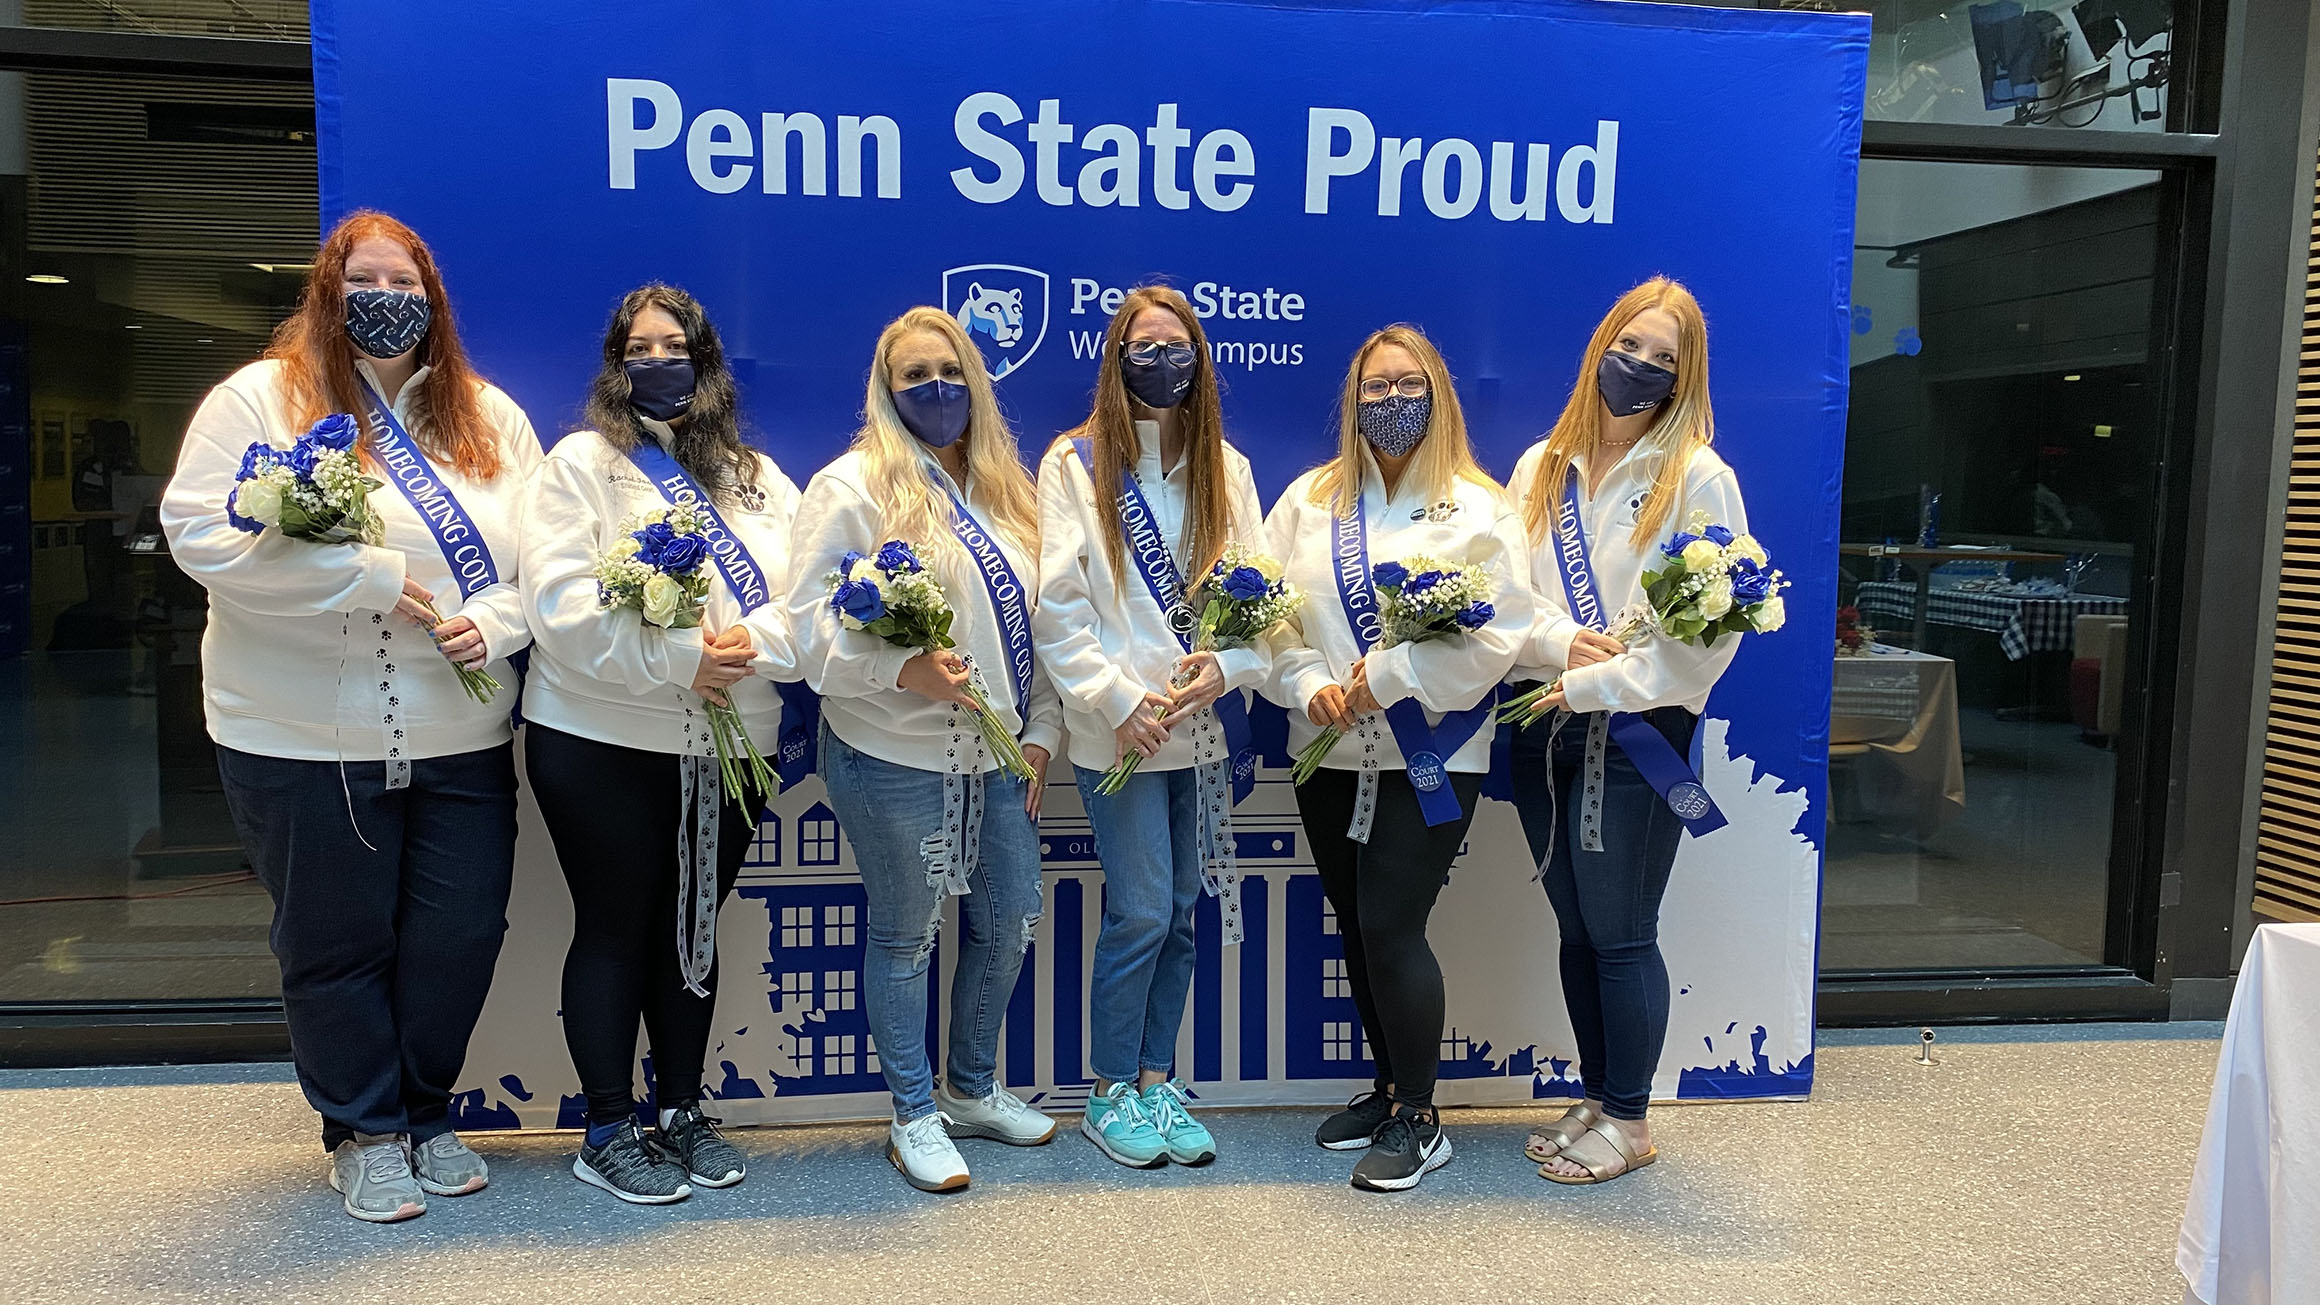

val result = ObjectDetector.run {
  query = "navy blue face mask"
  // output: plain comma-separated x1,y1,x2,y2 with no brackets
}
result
623,357,696,423
1121,355,1195,409
344,287,431,361
1598,350,1677,416
1357,394,1432,457
894,378,970,449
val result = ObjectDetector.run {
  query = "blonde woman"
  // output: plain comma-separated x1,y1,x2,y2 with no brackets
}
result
787,307,1063,1192
1033,285,1269,1168
1260,326,1530,1191
1507,276,1747,1186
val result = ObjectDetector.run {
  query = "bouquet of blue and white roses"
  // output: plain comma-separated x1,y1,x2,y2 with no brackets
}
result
598,504,776,801
1096,542,1301,795
1290,555,1496,783
229,412,500,704
829,540,1036,782
1500,511,1789,728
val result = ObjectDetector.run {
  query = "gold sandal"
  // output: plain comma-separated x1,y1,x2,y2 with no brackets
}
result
1538,1119,1658,1186
1523,1101,1602,1163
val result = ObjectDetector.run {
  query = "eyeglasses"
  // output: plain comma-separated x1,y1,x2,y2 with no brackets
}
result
1122,340,1198,367
1358,376,1430,401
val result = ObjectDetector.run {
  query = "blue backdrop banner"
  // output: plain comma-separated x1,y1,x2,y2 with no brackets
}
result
314,0,1865,1125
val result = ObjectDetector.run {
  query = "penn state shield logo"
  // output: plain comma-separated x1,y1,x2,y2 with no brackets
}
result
942,264,1050,380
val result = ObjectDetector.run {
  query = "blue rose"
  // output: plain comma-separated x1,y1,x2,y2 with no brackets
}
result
306,413,360,451
832,577,886,625
1372,560,1409,591
282,440,322,480
658,532,708,574
632,521,678,566
876,540,923,574
1729,558,1773,604
1704,524,1735,547
236,441,279,481
1222,565,1269,602
1454,601,1494,631
1661,530,1702,559
1407,569,1444,594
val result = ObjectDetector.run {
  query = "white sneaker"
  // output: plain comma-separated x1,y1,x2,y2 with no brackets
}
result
935,1084,1059,1146
888,1113,969,1192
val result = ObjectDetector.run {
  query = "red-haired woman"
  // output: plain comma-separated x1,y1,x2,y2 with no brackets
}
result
160,211,539,1223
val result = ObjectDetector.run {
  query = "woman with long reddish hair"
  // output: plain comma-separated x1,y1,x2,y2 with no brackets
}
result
1505,276,1748,1186
1032,285,1271,1168
160,210,540,1223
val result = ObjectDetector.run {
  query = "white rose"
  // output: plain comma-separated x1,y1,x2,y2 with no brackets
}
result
1731,533,1769,565
848,557,877,583
236,477,284,527
1749,594,1786,632
612,536,641,560
641,573,685,627
1699,576,1734,620
1680,538,1723,572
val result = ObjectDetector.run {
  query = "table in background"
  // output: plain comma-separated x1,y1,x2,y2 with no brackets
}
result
1852,578,2127,660
1839,544,2064,650
1830,646,1964,838
2179,922,2320,1305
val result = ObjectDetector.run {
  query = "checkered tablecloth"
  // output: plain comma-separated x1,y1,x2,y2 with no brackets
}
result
1852,580,2127,660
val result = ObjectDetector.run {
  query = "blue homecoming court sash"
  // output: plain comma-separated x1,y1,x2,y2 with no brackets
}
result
941,480,1035,713
1073,438,1255,802
625,440,818,790
358,380,527,736
1333,506,1496,827
1554,467,1728,838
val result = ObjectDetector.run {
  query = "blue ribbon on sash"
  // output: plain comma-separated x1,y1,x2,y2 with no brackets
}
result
1554,467,1727,837
1073,438,1254,802
1332,506,1495,828
625,440,818,790
359,381,529,719
939,480,1035,713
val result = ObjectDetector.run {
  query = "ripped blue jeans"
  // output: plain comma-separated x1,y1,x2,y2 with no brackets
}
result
820,725,1045,1122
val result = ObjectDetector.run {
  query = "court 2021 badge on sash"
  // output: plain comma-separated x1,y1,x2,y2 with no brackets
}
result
942,264,1050,381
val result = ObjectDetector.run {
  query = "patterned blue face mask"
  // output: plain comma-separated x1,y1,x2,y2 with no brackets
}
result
343,287,431,360
1358,393,1431,457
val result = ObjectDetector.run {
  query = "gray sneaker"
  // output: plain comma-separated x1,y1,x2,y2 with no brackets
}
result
654,1103,746,1188
412,1131,490,1196
329,1133,427,1223
574,1120,692,1205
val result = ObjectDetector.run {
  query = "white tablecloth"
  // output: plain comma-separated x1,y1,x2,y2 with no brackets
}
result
2179,922,2320,1305
1831,646,1964,838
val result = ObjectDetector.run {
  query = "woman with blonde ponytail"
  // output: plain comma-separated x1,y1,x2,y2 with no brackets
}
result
786,307,1063,1193
1505,277,1750,1187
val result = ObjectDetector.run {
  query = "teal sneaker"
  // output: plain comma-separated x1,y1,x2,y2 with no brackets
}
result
1143,1078,1217,1166
1081,1082,1168,1169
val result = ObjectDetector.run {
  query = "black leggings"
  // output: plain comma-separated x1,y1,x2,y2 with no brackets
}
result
1294,768,1483,1111
527,725,759,1125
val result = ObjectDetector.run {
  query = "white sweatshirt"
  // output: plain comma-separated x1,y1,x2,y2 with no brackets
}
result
1509,439,1749,715
1033,422,1272,774
1261,452,1532,773
161,358,540,762
786,449,1065,772
520,426,802,755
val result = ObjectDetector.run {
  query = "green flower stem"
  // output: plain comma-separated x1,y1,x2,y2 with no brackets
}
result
416,597,502,705
1289,726,1342,785
705,699,777,805
963,681,1037,782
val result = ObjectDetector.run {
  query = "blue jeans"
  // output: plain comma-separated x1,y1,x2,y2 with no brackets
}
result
216,743,516,1149
1075,764,1204,1087
821,727,1045,1122
1506,704,1694,1122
